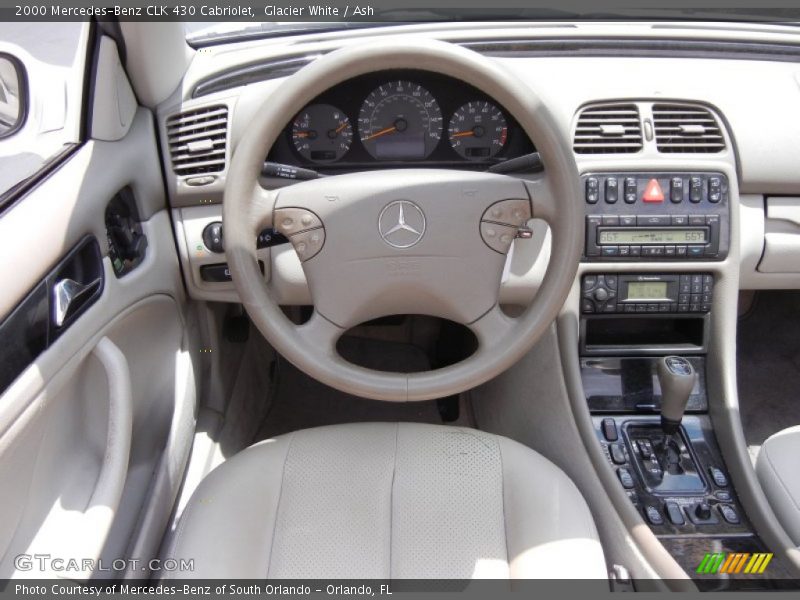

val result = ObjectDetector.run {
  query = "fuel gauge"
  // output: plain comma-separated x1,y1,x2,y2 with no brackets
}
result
292,104,352,162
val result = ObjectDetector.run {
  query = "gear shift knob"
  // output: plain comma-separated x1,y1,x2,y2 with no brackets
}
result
657,356,697,435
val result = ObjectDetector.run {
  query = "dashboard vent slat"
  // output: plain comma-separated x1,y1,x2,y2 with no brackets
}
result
652,104,725,153
166,105,229,176
573,105,643,154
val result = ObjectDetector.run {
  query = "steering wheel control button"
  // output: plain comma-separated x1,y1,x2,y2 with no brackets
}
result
481,199,532,227
274,208,323,236
288,227,325,262
378,200,426,249
480,221,517,254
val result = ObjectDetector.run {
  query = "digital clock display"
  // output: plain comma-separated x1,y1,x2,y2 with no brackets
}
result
598,229,707,245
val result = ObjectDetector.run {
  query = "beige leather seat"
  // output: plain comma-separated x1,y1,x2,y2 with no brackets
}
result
756,425,800,546
167,422,607,579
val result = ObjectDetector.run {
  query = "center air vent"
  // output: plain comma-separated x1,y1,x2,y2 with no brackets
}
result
652,104,725,153
166,105,228,176
573,105,643,154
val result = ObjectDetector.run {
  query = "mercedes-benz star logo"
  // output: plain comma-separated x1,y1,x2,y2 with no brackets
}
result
378,200,426,249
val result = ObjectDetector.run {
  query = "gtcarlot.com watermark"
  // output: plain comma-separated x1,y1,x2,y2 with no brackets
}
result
14,553,194,574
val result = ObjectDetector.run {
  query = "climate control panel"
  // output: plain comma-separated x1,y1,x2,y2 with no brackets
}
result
584,172,729,262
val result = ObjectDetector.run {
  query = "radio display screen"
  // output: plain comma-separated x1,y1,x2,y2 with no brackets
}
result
626,281,669,301
598,228,707,245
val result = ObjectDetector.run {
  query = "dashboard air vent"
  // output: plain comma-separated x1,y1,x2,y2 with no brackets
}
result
573,104,643,154
166,105,228,176
652,104,725,153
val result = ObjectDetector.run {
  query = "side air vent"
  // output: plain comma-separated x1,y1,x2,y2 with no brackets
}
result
652,104,725,153
573,105,643,154
166,105,228,176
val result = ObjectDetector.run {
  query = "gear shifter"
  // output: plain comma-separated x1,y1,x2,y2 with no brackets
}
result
657,356,697,435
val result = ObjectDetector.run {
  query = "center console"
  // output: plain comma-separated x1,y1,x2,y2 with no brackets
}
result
579,172,790,588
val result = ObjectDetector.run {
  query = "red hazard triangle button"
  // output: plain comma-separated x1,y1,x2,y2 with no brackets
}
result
642,179,664,202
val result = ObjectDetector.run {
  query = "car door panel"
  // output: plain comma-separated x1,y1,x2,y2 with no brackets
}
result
0,38,194,578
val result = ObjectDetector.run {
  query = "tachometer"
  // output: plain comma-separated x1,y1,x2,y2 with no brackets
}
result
358,81,443,160
292,104,352,162
448,101,508,160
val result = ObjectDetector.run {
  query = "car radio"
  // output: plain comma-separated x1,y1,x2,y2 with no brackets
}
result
583,172,729,261
582,273,714,314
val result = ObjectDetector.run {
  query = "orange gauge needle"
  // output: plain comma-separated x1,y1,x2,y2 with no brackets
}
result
335,121,348,134
364,126,397,141
451,130,476,138
294,131,311,138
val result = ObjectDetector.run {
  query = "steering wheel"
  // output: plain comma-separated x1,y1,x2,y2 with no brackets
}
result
224,39,582,401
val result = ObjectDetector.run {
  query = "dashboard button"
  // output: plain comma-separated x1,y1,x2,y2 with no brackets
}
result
719,504,740,524
645,505,665,525
676,245,688,256
690,177,703,202
670,177,684,203
666,502,686,525
618,245,630,256
602,215,620,225
604,275,618,288
688,215,706,225
620,215,637,226
605,177,619,203
643,246,665,256
601,246,620,257
617,468,635,489
688,245,705,258
664,245,676,256
642,178,665,203
585,177,599,204
629,245,641,256
671,215,689,226
637,215,670,226
582,299,595,313
602,418,618,441
583,275,597,291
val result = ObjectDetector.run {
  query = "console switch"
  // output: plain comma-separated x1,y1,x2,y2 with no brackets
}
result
618,468,635,489
602,418,618,441
709,466,728,487
665,502,686,525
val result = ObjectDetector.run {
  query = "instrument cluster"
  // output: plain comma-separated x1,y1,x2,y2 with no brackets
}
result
268,70,534,172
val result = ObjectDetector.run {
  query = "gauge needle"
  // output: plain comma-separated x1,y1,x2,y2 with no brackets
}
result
335,121,348,133
451,130,476,138
364,126,397,141
294,131,311,138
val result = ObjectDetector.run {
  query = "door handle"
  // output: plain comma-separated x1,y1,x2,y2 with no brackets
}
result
52,277,102,327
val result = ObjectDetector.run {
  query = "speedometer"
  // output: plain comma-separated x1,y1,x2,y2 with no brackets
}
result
358,81,443,160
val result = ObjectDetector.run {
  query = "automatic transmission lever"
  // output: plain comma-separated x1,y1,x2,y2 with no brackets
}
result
657,356,697,436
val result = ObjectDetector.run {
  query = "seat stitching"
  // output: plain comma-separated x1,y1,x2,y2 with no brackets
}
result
389,422,399,580
497,438,511,578
265,430,297,578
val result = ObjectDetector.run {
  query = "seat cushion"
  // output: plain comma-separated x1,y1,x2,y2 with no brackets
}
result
165,422,607,579
756,425,800,546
